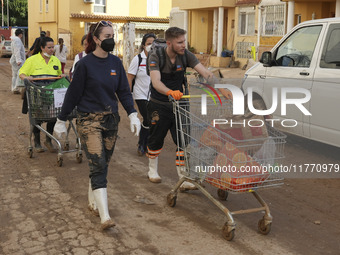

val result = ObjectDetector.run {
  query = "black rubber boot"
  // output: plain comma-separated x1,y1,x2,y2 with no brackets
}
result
44,136,56,153
34,132,44,153
137,127,149,156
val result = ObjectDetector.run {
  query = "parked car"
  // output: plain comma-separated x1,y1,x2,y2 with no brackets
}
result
0,40,12,57
242,18,340,148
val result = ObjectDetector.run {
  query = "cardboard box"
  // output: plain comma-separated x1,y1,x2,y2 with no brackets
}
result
210,56,231,68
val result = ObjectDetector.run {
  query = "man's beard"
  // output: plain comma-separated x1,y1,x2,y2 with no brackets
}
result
171,45,185,55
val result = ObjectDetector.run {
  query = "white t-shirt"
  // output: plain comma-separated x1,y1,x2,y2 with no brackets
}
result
54,44,68,63
128,51,150,100
72,51,87,72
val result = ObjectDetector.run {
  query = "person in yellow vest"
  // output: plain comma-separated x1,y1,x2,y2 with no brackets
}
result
19,36,64,152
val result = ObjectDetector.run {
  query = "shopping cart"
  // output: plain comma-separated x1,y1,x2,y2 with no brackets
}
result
166,96,286,241
24,76,82,167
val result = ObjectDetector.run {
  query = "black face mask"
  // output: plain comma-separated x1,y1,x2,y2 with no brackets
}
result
100,38,115,52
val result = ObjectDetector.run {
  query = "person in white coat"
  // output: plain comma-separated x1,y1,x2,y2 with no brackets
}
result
127,33,156,156
10,29,25,93
54,38,68,74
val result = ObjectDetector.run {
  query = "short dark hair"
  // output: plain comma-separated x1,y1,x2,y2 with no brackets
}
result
40,31,46,37
81,35,87,45
142,33,156,46
40,37,54,48
165,27,186,41
15,29,24,36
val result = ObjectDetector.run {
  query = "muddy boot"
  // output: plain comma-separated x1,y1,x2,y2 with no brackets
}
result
137,126,148,156
177,166,197,191
137,144,145,156
44,137,56,153
147,157,161,183
34,133,44,153
93,188,115,230
88,179,99,217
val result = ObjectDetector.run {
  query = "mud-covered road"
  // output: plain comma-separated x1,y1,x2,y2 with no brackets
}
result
0,57,339,254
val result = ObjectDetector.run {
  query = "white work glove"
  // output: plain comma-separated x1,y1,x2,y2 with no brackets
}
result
128,112,141,136
54,118,67,139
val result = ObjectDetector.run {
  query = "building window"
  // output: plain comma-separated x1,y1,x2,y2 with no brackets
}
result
262,5,285,36
94,0,106,13
147,0,159,17
239,7,255,36
46,0,49,12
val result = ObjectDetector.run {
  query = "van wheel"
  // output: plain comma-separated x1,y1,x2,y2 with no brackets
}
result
245,98,266,117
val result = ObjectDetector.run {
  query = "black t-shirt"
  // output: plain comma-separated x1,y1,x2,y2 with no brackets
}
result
148,48,199,102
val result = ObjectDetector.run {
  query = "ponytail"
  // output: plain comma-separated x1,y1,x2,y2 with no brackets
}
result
58,38,64,53
85,23,98,54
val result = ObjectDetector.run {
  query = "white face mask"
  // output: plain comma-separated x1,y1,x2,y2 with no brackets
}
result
145,45,152,52
43,52,52,58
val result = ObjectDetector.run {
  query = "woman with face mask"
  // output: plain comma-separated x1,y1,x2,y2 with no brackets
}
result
127,33,156,156
19,36,63,153
53,21,141,230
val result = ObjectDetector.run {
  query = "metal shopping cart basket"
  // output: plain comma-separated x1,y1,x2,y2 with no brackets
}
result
166,95,286,241
24,76,82,167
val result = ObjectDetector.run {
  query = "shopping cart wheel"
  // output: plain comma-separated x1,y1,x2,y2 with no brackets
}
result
166,193,177,207
258,218,271,235
76,153,82,163
63,142,69,151
222,223,235,241
27,147,33,158
217,189,228,201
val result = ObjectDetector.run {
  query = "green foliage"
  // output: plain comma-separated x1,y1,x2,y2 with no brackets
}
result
0,0,28,27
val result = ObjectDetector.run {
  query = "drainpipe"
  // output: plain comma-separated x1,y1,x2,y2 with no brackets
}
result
212,8,218,54
336,0,340,17
257,6,263,61
217,7,224,57
184,10,188,48
287,1,295,33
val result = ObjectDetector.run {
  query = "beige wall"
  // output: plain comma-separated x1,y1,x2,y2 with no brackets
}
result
189,10,212,53
295,2,336,24
172,0,235,9
130,0,171,17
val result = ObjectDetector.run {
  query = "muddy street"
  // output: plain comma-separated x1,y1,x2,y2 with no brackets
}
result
0,57,339,254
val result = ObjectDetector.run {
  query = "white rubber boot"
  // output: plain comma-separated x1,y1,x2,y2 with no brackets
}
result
88,179,99,217
148,157,161,183
177,166,197,191
93,188,115,230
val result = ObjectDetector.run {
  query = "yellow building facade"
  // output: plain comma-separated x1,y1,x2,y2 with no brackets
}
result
172,0,339,67
28,0,171,59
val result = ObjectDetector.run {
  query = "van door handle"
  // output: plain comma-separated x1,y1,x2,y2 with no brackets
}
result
300,71,310,76
259,75,266,79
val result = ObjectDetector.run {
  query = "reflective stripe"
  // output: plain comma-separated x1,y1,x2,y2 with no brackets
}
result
176,160,185,166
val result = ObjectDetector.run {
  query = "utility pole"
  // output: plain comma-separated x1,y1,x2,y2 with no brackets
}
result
6,0,8,27
1,0,4,27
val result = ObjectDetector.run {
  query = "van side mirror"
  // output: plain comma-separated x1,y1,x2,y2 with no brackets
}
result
260,51,272,67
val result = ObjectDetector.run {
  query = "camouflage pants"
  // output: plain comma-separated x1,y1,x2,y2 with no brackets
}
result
76,112,120,190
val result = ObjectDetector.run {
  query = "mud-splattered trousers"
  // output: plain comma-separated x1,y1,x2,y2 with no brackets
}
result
147,99,189,166
77,112,120,190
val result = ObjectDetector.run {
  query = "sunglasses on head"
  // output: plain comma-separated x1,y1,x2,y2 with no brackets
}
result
93,20,113,35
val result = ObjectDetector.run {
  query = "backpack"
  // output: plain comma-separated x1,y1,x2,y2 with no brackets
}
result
146,38,189,95
131,53,143,92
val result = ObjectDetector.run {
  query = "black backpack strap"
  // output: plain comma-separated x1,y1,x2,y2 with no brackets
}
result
135,53,142,75
132,54,142,92
157,47,166,72
181,50,189,95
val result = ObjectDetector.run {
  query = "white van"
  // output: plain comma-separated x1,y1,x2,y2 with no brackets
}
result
242,18,340,148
